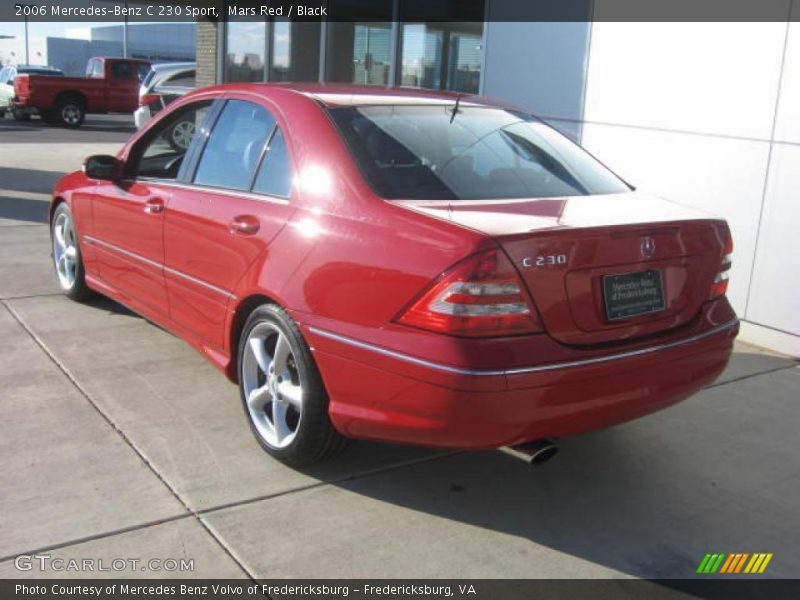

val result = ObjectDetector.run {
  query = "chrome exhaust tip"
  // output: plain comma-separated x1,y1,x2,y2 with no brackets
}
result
500,439,558,466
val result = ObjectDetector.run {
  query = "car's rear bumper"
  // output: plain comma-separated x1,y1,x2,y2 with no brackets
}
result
303,303,738,449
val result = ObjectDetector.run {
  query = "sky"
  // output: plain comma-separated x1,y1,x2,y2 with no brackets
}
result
0,21,167,40
0,22,89,39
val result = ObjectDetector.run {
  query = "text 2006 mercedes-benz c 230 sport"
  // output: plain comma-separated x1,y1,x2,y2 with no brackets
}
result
50,84,738,466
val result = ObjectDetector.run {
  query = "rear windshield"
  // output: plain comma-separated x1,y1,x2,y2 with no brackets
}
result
329,105,630,201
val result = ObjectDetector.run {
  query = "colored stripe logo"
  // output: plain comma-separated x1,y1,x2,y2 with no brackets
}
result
696,552,773,574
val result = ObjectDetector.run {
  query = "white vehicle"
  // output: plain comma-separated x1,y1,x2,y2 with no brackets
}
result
134,62,195,129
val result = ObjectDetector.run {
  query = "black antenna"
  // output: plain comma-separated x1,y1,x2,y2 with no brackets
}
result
450,93,462,124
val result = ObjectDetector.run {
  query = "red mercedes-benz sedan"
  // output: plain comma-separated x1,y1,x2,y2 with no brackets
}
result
50,83,738,465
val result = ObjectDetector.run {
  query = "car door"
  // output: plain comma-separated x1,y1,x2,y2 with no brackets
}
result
90,98,215,316
106,60,139,112
163,97,296,348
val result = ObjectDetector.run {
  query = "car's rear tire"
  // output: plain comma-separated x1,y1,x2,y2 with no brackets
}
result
12,109,30,121
52,203,93,302
238,304,346,466
55,96,85,128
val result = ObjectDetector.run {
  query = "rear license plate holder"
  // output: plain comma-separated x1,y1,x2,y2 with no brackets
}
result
603,269,666,321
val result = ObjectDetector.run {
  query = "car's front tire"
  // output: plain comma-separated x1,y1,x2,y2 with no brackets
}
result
52,203,92,301
238,304,346,466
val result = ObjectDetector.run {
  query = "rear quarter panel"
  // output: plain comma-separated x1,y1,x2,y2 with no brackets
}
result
21,75,106,110
226,87,489,339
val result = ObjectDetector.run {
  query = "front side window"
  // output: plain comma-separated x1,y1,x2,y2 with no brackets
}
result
129,100,213,180
330,105,631,200
193,100,276,190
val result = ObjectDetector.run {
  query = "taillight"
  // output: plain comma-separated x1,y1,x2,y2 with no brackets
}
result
139,93,159,107
395,249,543,337
711,227,733,299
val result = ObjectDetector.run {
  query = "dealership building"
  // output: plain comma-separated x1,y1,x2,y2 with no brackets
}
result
196,1,799,356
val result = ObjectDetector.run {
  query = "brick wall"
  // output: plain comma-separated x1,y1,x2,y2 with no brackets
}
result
196,20,218,88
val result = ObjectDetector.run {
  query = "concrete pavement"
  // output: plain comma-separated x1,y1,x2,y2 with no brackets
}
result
0,116,798,580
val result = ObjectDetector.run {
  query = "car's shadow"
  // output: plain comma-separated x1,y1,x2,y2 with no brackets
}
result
0,195,49,223
291,365,797,581
0,166,65,196
1,116,135,135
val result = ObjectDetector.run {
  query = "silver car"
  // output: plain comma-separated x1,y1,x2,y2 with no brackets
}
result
134,62,195,130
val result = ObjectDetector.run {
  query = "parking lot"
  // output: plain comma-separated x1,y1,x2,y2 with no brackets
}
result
1,114,799,580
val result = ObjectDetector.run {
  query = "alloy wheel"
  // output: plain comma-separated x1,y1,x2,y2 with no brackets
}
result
242,322,304,449
61,104,81,126
53,212,77,290
171,121,195,150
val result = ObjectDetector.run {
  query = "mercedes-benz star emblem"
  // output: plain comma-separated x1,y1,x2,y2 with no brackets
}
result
641,236,656,258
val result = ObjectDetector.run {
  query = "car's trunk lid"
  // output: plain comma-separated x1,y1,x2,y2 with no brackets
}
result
400,192,729,345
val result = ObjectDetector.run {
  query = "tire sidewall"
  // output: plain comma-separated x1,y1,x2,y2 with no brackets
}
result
237,304,335,465
57,99,84,128
52,203,91,301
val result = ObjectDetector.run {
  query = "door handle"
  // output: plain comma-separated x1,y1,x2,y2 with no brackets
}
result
144,198,164,214
229,215,260,235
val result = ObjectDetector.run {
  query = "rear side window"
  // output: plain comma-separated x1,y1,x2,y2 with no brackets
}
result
194,100,276,190
252,128,291,198
112,61,134,80
165,70,196,87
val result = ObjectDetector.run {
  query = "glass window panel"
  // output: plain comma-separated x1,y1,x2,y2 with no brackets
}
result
326,0,392,86
400,22,483,93
226,21,266,82
131,100,213,180
329,105,630,200
270,20,321,82
400,24,443,89
253,128,292,198
111,61,133,80
194,100,276,190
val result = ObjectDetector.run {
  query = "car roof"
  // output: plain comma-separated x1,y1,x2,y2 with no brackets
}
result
150,62,196,72
210,82,515,110
89,56,150,64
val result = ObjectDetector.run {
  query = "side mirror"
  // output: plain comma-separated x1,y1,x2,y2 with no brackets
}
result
83,155,122,180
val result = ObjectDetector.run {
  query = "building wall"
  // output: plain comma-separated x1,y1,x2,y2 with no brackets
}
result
196,20,218,88
90,24,196,62
580,20,799,356
482,0,592,140
46,38,120,75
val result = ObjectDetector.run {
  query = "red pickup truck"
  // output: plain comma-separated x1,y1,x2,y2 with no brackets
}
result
13,57,150,127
